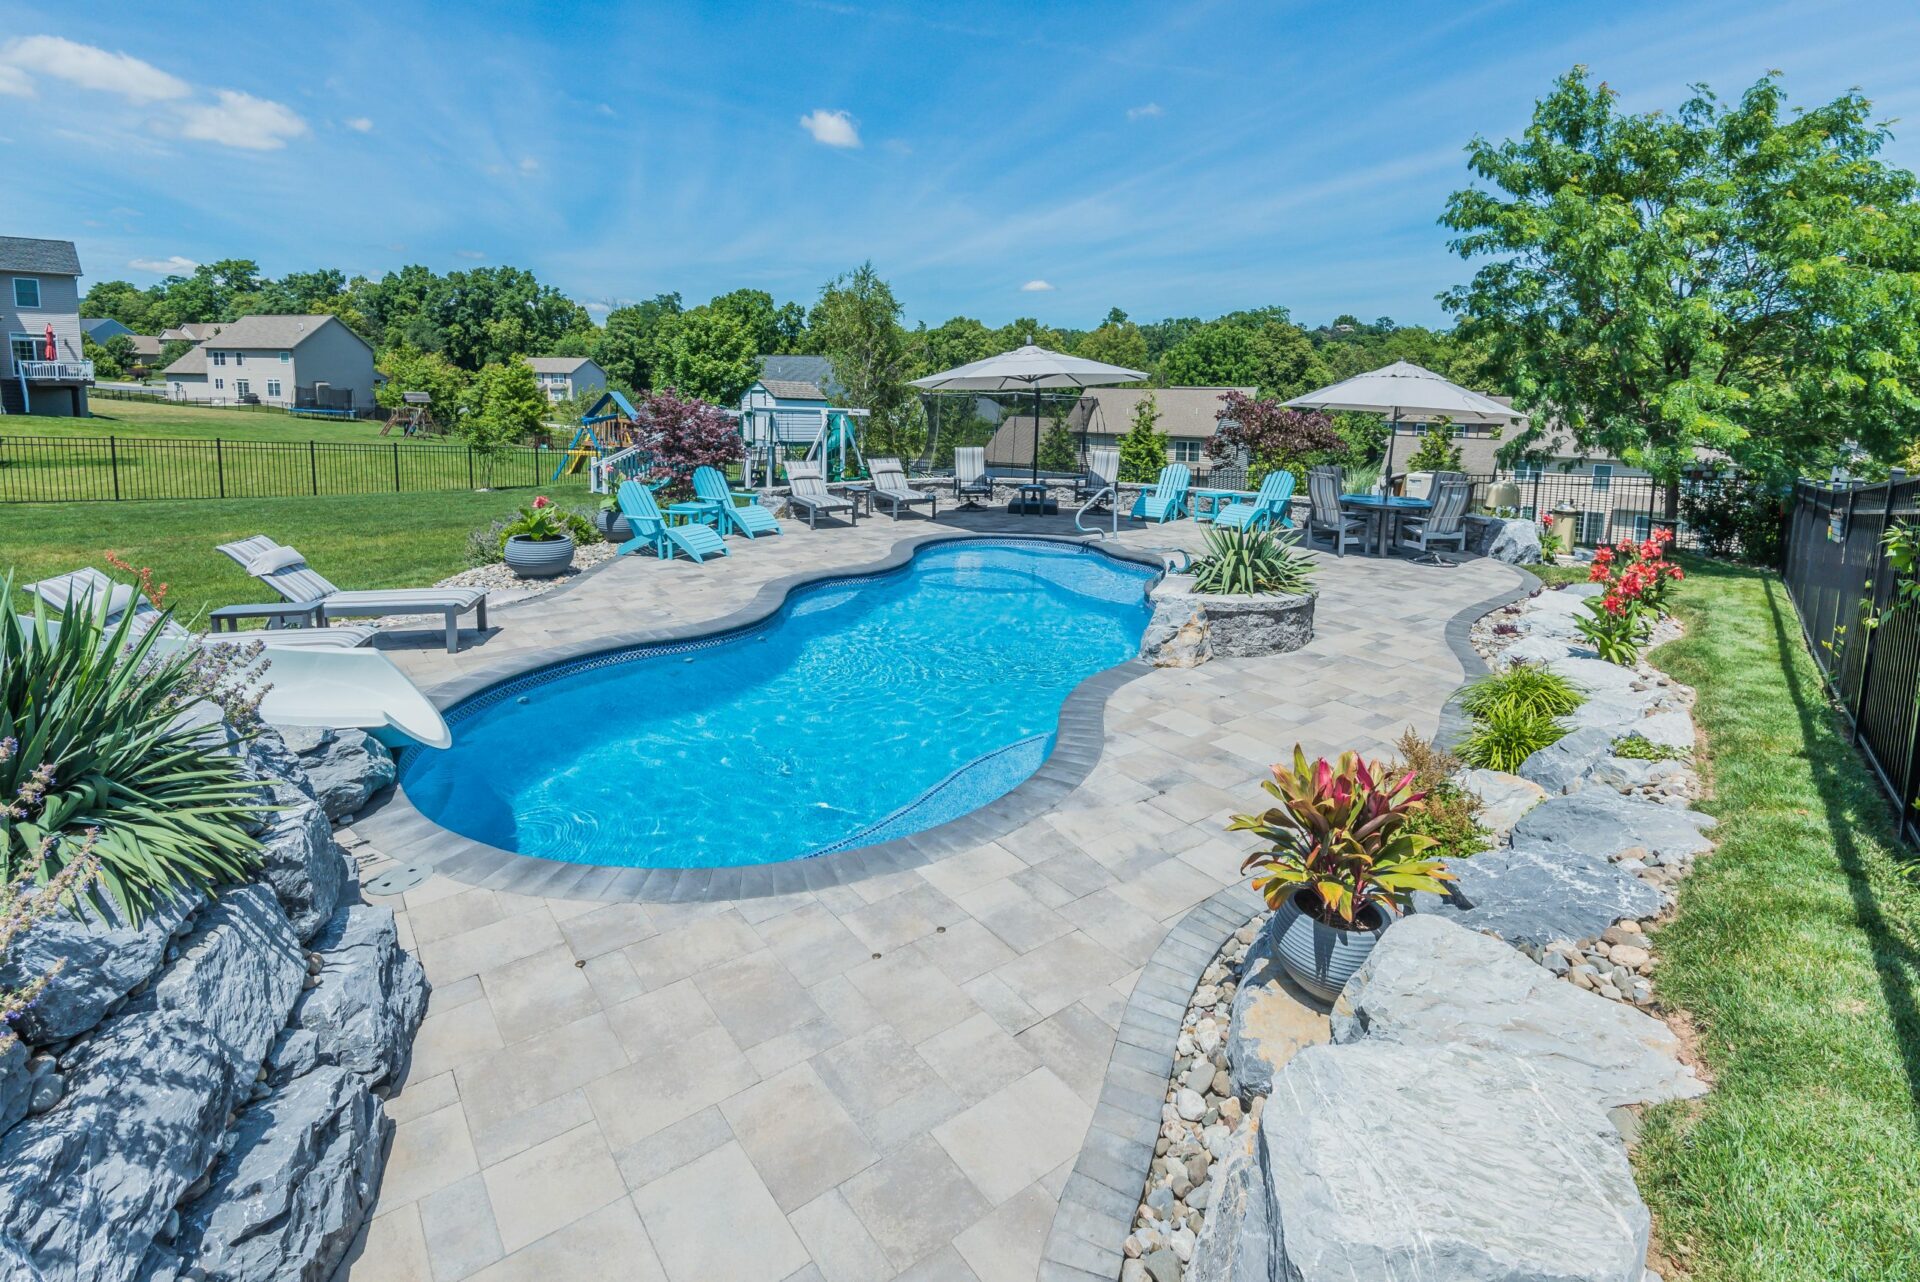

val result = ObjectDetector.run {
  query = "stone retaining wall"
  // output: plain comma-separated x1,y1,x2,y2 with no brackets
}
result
0,708,427,1282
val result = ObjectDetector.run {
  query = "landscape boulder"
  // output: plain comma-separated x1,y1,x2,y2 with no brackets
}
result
1512,790,1715,863
1184,1122,1272,1282
268,904,429,1091
1620,711,1694,752
1466,515,1542,564
1515,725,1615,794
1489,635,1578,669
130,884,307,1069
1260,1041,1649,1282
0,1011,243,1282
1226,930,1330,1098
1455,768,1546,837
253,794,352,943
1332,914,1705,1109
273,726,397,821
169,1066,389,1282
0,888,202,1045
1420,845,1665,947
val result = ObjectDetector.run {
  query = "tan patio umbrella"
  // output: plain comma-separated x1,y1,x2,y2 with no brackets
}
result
1285,360,1525,483
910,342,1148,484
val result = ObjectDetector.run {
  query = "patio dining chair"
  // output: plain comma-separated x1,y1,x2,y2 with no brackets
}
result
952,447,994,508
1306,466,1365,556
868,457,938,520
693,466,783,538
1213,470,1296,532
1398,479,1471,555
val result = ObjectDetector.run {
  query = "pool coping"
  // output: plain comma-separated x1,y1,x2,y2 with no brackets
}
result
351,530,1175,903
1034,561,1540,1282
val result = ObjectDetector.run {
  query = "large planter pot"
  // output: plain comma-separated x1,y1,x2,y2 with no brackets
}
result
599,509,632,542
1268,888,1389,1004
503,533,575,579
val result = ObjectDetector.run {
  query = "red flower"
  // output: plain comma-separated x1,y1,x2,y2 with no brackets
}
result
532,495,553,509
1593,546,1614,566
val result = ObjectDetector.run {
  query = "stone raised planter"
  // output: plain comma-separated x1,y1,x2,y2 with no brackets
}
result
1145,579,1315,662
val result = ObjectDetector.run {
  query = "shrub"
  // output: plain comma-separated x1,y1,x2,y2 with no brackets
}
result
2,587,264,917
1457,694,1565,771
1613,735,1686,761
1190,526,1315,596
1232,745,1454,925
1391,730,1488,862
1459,664,1584,720
1680,475,1788,565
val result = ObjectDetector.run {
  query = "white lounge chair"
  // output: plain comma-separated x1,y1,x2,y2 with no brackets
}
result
1074,446,1121,503
217,536,487,653
24,568,379,650
784,460,856,529
867,458,937,520
952,447,994,508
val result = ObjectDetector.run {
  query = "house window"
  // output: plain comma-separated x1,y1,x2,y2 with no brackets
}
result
266,379,282,398
1591,464,1613,492
279,351,290,362
233,352,245,366
214,378,224,390
1633,514,1652,540
1512,462,1543,482
235,380,251,398
212,351,228,367
1579,511,1608,543
1170,440,1205,463
8,335,38,366
12,278,39,309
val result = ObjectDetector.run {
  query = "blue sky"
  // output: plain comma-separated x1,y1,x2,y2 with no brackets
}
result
5,0,1919,329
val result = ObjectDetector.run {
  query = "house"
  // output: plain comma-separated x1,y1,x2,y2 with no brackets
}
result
1,236,93,417
525,356,607,403
82,317,163,366
161,314,376,409
984,386,1254,472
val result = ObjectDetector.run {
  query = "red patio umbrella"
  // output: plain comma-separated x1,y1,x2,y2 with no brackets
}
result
42,324,55,360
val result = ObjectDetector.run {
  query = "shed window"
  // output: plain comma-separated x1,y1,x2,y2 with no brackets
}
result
12,278,39,309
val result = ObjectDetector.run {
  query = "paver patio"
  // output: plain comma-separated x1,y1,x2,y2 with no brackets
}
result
335,505,1526,1282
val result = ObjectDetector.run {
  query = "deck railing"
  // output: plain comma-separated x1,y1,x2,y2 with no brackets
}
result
18,360,94,382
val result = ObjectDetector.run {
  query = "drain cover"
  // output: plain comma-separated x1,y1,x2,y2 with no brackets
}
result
363,863,431,896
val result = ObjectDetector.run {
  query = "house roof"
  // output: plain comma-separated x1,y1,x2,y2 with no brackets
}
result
81,317,134,340
159,323,225,343
525,355,601,375
0,237,82,276
163,346,208,376
758,355,840,397
201,313,369,353
755,379,828,402
1076,386,1253,438
129,336,163,358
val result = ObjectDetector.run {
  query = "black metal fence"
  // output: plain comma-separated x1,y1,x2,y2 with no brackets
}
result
89,386,386,420
1781,478,1920,847
0,435,578,503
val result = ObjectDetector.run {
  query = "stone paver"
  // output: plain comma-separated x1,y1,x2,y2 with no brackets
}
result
340,510,1525,1280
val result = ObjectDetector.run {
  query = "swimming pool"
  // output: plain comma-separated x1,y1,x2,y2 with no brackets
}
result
398,539,1158,868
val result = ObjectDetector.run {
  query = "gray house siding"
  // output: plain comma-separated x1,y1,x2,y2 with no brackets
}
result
3,271,89,416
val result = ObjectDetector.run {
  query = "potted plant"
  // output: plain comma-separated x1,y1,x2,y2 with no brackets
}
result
500,495,577,578
1232,746,1455,1003
1189,526,1314,596
599,493,632,542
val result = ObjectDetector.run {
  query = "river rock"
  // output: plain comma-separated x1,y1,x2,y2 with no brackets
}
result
1515,726,1615,793
1421,845,1665,947
131,885,307,1069
1331,914,1704,1109
1512,790,1715,863
1226,930,1330,1098
1260,1041,1648,1282
273,726,397,821
1185,1123,1271,1282
268,904,429,1091
1455,769,1546,836
170,1066,389,1282
0,1011,243,1282
1562,691,1664,736
0,888,202,1046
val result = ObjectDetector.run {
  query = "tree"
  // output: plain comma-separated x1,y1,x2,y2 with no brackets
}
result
656,306,757,404
1443,67,1920,498
460,358,545,485
80,280,156,333
81,333,121,378
707,289,809,357
1074,318,1149,375
913,316,997,377
1207,392,1348,485
1404,425,1464,473
376,343,470,421
1117,394,1171,482
811,263,922,459
1037,401,1079,472
595,293,682,391
1158,317,1324,397
632,389,741,500
156,338,194,371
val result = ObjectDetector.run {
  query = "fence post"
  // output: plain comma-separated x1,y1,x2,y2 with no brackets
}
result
309,440,318,495
109,437,121,501
468,447,475,490
393,442,402,492
216,437,226,499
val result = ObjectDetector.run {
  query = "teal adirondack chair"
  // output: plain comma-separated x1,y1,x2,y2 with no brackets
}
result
617,481,730,563
1131,463,1191,523
1212,470,1296,531
692,466,783,538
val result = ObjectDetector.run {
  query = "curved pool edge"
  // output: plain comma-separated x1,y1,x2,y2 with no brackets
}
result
352,531,1170,903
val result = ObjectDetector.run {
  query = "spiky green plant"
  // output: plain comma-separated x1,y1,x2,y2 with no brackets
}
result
1459,663,1585,720
1456,694,1567,772
1,580,265,918
1190,525,1316,597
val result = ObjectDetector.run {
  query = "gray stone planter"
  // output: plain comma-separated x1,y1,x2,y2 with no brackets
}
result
1147,579,1315,659
503,533,575,579
598,508,632,543
1269,889,1386,1004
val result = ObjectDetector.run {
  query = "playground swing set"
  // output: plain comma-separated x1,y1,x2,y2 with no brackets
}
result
379,391,439,438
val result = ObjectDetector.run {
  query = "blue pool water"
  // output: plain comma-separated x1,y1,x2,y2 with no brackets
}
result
400,540,1157,868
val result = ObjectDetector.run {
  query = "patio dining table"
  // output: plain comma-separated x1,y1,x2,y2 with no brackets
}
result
1339,493,1430,556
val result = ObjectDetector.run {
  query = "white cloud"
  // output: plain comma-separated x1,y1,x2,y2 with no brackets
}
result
799,108,861,148
173,89,309,150
0,35,190,104
455,249,486,260
595,103,615,117
584,301,611,314
0,64,32,98
1126,102,1163,121
1021,279,1055,292
128,255,199,275
518,155,539,174
344,116,373,132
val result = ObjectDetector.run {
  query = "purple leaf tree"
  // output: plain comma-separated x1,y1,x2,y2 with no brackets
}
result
636,387,740,499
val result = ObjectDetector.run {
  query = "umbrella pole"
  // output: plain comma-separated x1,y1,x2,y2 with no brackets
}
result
1382,411,1398,494
1031,386,1041,485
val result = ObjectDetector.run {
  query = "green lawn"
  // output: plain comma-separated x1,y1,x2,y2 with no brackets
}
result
42,395,396,442
0,488,603,620
1634,557,1920,1281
